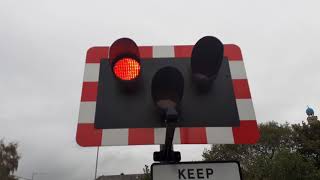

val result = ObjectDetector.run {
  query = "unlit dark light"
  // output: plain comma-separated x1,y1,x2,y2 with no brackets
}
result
151,66,184,111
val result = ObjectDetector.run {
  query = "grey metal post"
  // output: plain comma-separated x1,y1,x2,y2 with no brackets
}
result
94,146,100,180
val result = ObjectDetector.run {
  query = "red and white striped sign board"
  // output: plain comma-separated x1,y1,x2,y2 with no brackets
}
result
76,44,259,146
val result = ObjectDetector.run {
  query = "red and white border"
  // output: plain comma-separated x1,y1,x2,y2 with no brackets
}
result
76,45,260,146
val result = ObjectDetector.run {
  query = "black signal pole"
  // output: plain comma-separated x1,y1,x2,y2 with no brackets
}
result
154,107,181,163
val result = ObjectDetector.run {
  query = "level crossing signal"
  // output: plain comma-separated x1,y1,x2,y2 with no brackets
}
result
76,36,259,146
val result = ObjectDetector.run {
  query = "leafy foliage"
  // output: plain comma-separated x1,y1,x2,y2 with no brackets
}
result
293,120,320,167
269,150,320,180
141,165,151,180
0,139,20,180
202,121,320,180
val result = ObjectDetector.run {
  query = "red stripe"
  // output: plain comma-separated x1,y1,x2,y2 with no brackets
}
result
81,82,98,102
128,128,154,145
174,45,193,58
86,47,109,63
180,128,207,144
76,123,102,147
139,46,153,58
232,79,251,99
232,120,260,144
224,44,243,61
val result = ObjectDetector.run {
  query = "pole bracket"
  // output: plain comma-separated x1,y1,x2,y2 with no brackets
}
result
153,107,181,162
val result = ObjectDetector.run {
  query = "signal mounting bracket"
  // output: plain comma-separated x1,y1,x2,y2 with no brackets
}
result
153,107,181,162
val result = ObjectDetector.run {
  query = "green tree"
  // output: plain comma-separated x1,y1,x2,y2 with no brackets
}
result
293,119,320,167
0,139,20,180
202,121,320,180
269,150,320,180
141,165,151,180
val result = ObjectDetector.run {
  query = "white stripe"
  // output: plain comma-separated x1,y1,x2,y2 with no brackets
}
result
101,129,129,145
153,46,174,58
206,127,234,144
172,127,181,144
83,64,100,82
154,128,181,144
229,61,247,79
78,102,96,123
236,99,256,120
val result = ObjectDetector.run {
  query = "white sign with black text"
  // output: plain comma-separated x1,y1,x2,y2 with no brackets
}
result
152,161,242,180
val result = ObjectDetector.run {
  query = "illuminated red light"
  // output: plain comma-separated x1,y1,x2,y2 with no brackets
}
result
113,57,141,81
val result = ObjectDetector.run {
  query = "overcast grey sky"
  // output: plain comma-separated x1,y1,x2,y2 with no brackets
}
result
1,0,320,180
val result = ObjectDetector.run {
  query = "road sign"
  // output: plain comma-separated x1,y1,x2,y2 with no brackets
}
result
95,37,239,129
76,38,259,147
151,161,242,180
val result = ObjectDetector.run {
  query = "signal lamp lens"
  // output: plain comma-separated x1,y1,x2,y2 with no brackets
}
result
151,67,184,109
113,57,141,81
